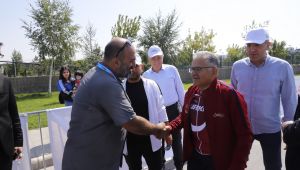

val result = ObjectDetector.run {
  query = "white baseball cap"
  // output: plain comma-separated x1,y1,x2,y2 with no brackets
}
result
135,54,142,65
245,28,269,44
147,45,164,58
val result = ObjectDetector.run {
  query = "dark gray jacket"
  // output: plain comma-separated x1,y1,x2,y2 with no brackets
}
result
0,74,23,158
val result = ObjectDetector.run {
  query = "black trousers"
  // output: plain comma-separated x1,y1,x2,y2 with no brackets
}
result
187,150,213,170
0,146,13,170
285,146,300,170
125,138,163,170
164,102,183,170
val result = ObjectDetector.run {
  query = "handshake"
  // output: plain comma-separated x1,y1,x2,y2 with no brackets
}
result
153,123,172,139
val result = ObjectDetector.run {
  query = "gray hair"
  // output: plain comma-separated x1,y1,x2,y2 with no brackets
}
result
192,51,219,67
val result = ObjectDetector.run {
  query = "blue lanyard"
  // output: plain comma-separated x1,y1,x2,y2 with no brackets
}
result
97,63,129,97
97,63,117,80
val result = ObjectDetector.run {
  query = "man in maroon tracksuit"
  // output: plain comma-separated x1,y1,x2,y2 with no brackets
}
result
166,51,253,170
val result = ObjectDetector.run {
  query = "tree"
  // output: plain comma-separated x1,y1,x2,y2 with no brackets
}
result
226,44,245,63
22,0,80,94
4,50,24,77
111,15,141,41
287,47,300,64
11,50,24,76
176,28,216,66
139,10,181,65
269,40,288,60
82,23,102,71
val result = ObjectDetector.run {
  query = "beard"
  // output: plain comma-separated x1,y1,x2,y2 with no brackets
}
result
127,72,141,81
115,64,131,78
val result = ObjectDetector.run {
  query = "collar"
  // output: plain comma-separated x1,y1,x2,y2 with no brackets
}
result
204,78,218,92
97,62,121,82
246,55,270,68
150,64,166,73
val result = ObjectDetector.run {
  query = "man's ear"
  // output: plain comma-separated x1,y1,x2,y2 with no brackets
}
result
140,64,145,71
266,41,272,50
113,57,120,67
212,66,218,77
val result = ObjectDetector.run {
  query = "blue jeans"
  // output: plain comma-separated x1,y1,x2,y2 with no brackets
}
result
254,131,282,170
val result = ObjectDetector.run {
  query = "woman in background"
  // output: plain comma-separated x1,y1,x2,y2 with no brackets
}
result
57,66,74,106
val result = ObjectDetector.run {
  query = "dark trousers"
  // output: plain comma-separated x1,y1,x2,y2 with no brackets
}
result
285,146,300,170
187,150,213,170
125,139,163,170
254,131,282,170
0,147,13,170
164,102,183,170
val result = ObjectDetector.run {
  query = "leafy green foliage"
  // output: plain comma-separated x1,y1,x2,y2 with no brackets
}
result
269,40,288,59
139,10,181,65
22,0,80,70
177,28,216,66
111,15,141,41
226,44,245,62
4,50,24,76
81,23,102,71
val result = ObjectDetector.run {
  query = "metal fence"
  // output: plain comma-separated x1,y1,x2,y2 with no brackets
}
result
18,110,53,170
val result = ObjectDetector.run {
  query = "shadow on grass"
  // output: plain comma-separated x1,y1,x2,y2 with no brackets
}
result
43,102,60,107
16,93,50,101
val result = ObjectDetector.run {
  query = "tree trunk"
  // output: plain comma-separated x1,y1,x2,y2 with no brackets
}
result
48,57,54,95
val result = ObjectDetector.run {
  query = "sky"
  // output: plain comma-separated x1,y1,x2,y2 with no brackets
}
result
1,0,300,62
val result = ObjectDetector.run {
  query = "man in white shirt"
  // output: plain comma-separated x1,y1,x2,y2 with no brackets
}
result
143,45,185,170
124,54,170,170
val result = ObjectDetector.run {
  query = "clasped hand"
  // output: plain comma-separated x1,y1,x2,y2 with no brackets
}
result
154,123,172,139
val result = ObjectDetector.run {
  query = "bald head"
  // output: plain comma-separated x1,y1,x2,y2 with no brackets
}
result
104,37,131,61
102,37,136,78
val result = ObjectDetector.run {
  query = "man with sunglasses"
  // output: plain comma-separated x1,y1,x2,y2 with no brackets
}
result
123,54,169,170
231,28,297,170
143,45,185,170
62,38,168,170
165,51,253,170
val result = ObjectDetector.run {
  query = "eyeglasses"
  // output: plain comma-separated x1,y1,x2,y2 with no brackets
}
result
188,66,214,73
116,40,132,57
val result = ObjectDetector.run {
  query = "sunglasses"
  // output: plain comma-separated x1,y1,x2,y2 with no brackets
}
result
188,66,214,73
115,40,132,57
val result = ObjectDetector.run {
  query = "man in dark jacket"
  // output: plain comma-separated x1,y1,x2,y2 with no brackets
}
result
282,95,300,170
0,42,23,170
166,51,253,170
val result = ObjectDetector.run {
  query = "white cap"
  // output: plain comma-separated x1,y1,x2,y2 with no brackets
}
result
245,28,269,44
147,45,164,58
135,54,142,65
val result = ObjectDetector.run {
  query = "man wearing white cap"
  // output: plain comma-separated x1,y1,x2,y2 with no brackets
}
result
231,28,297,170
124,54,169,170
143,45,185,170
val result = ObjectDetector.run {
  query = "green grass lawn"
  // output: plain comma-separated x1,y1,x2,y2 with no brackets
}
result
16,91,64,129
